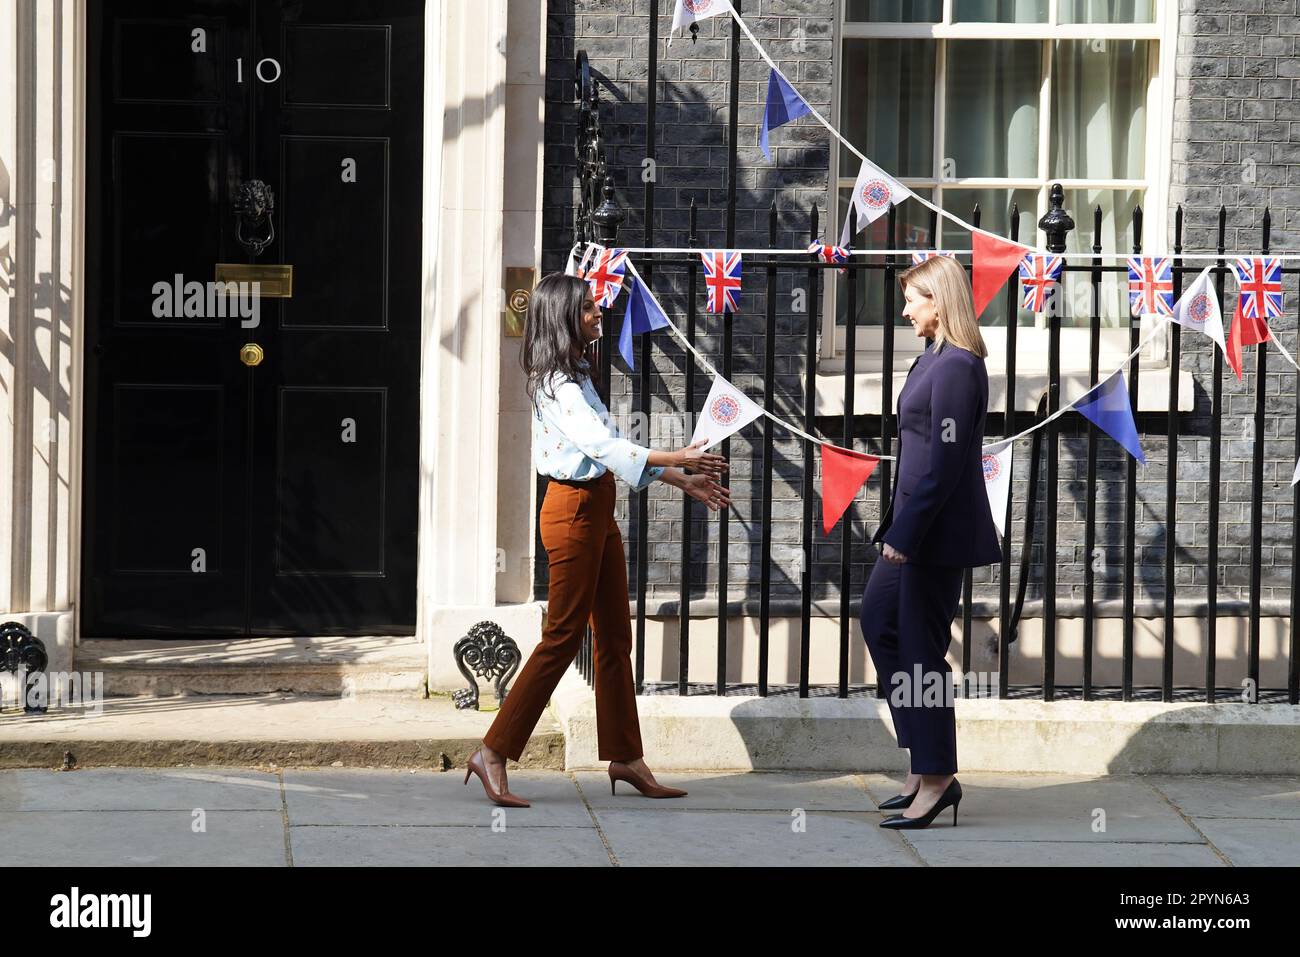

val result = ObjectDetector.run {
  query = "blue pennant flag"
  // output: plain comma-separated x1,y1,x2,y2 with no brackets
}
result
1074,372,1145,464
618,274,670,370
760,68,812,163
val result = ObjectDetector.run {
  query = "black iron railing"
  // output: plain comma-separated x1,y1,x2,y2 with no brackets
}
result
564,32,1300,706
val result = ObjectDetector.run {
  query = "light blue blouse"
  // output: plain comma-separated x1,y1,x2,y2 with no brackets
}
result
533,368,665,492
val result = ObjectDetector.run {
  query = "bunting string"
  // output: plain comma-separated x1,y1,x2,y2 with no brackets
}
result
620,256,841,454
611,250,1259,458
718,4,1300,271
567,241,1300,382
1269,334,1300,372
720,7,1053,254
600,245,1300,263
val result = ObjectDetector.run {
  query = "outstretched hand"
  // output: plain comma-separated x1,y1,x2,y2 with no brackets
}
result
681,473,731,512
677,439,729,478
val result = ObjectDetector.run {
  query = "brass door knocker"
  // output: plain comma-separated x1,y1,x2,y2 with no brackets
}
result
234,179,275,256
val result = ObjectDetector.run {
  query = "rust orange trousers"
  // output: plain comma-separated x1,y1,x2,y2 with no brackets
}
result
483,471,644,762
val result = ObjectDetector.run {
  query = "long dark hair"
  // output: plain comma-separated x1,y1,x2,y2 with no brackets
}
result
521,272,592,405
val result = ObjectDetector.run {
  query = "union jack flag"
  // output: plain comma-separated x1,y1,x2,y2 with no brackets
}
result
583,247,628,308
1232,256,1283,320
1018,254,1064,312
701,250,743,314
909,250,956,266
808,242,851,273
1127,257,1175,318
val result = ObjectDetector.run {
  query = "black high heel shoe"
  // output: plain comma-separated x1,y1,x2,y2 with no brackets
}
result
879,778,961,829
878,788,917,811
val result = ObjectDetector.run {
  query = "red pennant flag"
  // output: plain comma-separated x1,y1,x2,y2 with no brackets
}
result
1225,299,1271,380
971,231,1031,318
820,444,879,534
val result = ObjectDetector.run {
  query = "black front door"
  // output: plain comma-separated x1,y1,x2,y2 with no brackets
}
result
83,0,424,637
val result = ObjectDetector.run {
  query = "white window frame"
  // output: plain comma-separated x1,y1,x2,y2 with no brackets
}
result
820,0,1183,414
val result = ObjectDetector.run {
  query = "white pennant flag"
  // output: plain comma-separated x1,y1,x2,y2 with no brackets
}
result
669,0,734,45
840,157,914,246
982,440,1013,538
691,375,764,451
565,243,597,278
1292,455,1300,488
1170,265,1227,357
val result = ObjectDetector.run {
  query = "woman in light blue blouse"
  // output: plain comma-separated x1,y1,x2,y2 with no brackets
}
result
466,273,730,807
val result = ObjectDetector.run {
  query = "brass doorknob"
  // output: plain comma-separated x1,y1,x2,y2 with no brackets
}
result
239,343,265,367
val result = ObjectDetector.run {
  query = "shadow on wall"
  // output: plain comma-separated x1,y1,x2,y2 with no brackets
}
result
0,151,75,456
0,156,12,297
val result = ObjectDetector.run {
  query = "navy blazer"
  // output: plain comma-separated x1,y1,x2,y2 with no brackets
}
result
872,339,1003,568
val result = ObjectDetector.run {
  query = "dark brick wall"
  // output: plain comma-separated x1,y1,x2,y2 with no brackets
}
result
1167,0,1300,600
536,0,1300,610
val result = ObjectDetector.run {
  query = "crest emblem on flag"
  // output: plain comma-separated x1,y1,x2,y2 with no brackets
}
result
584,247,628,308
841,158,913,245
1126,257,1175,317
685,0,716,12
710,393,741,426
1170,265,1227,359
1232,257,1283,320
1188,291,1212,324
860,179,893,211
1018,254,1064,312
700,250,743,314
982,441,1013,538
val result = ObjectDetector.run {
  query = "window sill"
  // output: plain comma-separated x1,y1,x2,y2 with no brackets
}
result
814,364,1194,416
817,320,1195,416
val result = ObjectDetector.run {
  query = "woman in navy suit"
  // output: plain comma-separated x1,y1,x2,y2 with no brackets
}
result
859,254,1003,829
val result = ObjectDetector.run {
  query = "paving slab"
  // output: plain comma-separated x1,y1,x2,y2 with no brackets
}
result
1186,819,1300,867
282,768,593,827
5,767,1296,866
289,824,611,866
858,772,1203,843
575,770,877,812
590,809,919,866
909,841,1228,867
0,768,283,811
0,810,286,866
1146,774,1300,819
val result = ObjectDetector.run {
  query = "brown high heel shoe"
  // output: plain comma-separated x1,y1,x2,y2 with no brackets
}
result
465,748,530,808
608,761,687,798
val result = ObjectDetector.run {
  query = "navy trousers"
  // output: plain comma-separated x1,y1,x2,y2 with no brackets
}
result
859,557,964,775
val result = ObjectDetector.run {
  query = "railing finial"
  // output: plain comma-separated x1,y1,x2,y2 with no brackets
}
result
592,175,624,245
1038,183,1074,253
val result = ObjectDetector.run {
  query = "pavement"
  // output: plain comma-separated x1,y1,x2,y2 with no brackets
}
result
2,766,1296,866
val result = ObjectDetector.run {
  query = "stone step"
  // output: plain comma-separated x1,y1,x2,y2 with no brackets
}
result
0,692,562,770
74,636,429,697
550,670,1300,773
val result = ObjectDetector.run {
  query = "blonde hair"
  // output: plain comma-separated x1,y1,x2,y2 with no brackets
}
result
898,255,989,359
